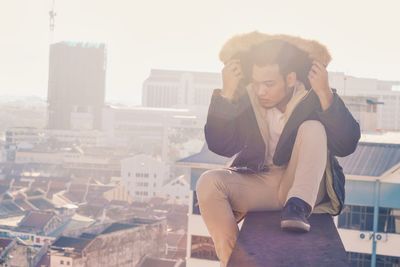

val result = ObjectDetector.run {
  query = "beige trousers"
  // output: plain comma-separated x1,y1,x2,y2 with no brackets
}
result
196,120,328,267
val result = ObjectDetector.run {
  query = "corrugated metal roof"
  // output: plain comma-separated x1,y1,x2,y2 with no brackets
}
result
338,142,400,177
178,142,400,178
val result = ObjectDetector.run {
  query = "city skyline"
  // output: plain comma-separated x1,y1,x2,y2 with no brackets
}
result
1,0,400,105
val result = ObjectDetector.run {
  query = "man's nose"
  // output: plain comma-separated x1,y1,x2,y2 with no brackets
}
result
256,85,268,96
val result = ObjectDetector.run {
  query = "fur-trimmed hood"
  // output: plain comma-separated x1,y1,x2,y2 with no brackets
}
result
219,31,332,67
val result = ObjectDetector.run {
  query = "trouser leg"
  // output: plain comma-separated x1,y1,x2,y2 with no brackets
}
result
195,168,282,266
278,120,328,210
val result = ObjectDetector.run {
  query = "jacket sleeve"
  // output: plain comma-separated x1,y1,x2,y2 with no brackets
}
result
204,89,246,157
316,91,361,157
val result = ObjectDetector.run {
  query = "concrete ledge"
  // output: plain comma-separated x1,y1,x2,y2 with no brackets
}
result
227,211,350,267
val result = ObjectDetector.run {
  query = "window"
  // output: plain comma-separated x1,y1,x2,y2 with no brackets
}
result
60,260,64,264
192,192,200,215
338,205,399,233
191,235,218,261
347,252,400,267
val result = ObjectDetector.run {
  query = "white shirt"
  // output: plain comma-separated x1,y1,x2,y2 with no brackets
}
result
265,107,285,166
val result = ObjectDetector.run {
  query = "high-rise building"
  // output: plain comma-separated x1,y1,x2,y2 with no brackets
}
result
47,41,106,130
142,69,222,108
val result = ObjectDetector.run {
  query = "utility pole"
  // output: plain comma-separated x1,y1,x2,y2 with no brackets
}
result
47,0,56,129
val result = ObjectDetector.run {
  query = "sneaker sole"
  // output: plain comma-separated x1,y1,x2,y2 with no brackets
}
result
280,220,310,232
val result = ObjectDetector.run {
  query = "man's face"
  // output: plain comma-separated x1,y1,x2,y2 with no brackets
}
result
251,64,289,109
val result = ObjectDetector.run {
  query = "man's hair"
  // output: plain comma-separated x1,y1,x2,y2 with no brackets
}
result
244,39,313,89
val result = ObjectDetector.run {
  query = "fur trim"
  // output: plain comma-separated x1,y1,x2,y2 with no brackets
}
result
219,31,332,66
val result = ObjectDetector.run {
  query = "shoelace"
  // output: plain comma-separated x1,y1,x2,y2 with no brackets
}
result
288,203,309,217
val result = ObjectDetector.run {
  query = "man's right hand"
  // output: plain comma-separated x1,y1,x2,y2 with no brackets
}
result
221,59,243,100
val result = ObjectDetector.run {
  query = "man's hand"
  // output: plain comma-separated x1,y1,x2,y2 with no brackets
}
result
308,60,333,111
221,59,243,100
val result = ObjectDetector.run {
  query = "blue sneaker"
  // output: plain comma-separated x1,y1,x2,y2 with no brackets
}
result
280,197,312,232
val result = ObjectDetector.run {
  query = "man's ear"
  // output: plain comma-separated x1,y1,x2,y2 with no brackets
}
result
285,72,297,87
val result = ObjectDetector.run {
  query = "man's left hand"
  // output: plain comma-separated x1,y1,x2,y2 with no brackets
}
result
308,60,333,111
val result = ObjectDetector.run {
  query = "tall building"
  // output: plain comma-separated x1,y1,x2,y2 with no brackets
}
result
142,69,222,108
47,41,106,130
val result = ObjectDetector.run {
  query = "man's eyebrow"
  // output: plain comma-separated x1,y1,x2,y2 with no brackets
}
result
252,79,275,83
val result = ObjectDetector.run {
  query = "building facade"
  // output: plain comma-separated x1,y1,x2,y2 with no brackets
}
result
121,155,170,202
47,42,106,130
142,69,400,131
142,69,222,108
50,218,166,267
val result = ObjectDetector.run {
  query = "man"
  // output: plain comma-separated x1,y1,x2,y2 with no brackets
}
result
195,32,360,267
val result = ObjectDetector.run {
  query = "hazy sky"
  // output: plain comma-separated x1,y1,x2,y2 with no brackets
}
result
1,0,399,104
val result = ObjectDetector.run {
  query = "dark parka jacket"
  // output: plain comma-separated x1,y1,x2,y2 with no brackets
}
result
205,32,361,215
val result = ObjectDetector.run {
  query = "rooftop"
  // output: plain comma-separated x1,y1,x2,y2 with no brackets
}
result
177,144,231,167
17,211,56,232
0,238,14,250
100,223,138,235
51,236,93,253
338,142,400,177
138,256,183,267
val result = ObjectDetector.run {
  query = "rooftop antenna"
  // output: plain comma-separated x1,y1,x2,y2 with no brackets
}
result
49,0,56,43
47,0,57,129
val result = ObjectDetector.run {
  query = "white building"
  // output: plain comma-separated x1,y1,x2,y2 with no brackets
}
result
161,175,190,205
339,95,379,132
329,72,400,131
102,105,206,160
121,154,170,202
176,146,239,267
335,132,400,266
142,69,222,108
